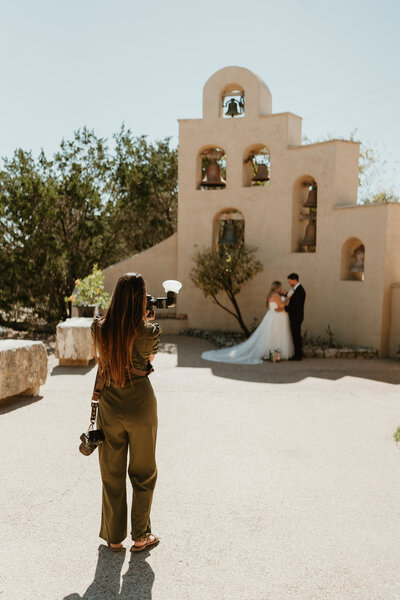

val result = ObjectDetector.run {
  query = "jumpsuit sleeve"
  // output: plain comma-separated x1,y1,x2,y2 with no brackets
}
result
147,322,162,355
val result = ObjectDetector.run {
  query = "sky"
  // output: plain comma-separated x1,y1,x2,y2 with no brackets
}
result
0,0,399,197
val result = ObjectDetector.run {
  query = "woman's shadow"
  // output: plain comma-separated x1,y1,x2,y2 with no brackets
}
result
64,544,155,600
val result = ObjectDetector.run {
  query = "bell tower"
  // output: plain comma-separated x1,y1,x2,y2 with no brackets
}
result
176,66,302,329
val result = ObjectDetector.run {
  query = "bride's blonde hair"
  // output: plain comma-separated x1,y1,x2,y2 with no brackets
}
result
267,280,281,308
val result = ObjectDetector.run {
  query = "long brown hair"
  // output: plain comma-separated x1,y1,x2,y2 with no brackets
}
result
93,273,146,387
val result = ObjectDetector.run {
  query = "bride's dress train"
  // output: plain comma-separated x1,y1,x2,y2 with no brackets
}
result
201,301,294,364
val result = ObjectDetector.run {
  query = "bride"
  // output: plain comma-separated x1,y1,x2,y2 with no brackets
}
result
201,281,294,364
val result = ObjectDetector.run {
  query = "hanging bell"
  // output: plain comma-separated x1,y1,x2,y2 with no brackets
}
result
252,163,269,183
303,186,317,208
219,220,238,245
300,222,316,247
225,98,241,118
349,245,365,272
201,161,226,188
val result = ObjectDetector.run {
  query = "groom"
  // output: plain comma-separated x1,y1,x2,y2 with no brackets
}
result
284,273,306,361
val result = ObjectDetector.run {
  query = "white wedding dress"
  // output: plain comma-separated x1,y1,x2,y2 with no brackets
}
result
201,301,294,364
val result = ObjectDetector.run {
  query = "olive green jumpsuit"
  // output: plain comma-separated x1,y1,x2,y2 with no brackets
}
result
93,320,161,544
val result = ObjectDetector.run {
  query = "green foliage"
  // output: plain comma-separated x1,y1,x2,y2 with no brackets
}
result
0,129,112,324
361,191,399,205
190,243,263,336
70,264,110,309
302,325,340,348
325,324,336,347
109,126,177,259
0,126,177,327
393,427,400,444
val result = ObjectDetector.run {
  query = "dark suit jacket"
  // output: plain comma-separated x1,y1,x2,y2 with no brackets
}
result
284,284,306,324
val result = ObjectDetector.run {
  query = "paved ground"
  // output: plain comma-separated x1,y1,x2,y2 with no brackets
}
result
1,334,400,600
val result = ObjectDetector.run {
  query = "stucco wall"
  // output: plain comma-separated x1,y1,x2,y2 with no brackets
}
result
383,205,400,356
389,284,400,358
103,234,178,299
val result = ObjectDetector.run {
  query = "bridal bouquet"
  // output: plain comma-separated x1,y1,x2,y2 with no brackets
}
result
270,348,281,363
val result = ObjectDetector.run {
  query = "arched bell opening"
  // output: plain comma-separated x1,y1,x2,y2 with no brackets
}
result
243,145,270,187
221,83,245,119
291,176,317,252
198,147,227,190
341,238,365,281
212,208,245,252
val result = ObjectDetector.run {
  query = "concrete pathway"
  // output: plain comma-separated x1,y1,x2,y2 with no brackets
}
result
1,335,400,600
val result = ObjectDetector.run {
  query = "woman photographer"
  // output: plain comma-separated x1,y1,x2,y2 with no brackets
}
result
91,272,161,552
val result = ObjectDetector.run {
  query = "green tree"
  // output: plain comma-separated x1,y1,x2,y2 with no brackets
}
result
108,126,178,260
0,128,112,326
190,243,263,337
0,126,178,328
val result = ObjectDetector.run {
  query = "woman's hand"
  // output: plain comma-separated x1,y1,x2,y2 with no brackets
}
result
271,292,286,312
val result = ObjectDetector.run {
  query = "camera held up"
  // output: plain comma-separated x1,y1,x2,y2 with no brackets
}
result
146,280,182,318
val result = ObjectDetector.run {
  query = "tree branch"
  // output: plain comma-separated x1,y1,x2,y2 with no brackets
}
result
210,294,237,318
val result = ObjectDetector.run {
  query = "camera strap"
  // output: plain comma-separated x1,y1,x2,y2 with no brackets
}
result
90,367,105,427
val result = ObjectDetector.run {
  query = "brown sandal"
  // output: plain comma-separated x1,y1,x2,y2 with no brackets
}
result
131,533,160,552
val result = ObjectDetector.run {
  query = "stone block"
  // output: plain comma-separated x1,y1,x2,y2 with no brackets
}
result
355,348,375,359
303,347,315,358
323,348,338,359
0,340,47,400
56,318,95,366
314,348,324,358
337,348,356,359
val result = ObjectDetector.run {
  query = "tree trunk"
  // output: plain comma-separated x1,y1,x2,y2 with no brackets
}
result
227,292,250,337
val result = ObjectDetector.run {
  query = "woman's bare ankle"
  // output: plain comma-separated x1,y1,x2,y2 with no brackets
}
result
134,538,146,546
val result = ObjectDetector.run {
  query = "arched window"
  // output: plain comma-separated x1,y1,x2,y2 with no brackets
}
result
198,147,226,190
212,208,245,252
221,84,245,119
292,176,317,252
243,145,270,187
341,238,365,281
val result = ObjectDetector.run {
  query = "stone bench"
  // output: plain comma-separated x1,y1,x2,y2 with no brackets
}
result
56,317,95,366
0,340,48,400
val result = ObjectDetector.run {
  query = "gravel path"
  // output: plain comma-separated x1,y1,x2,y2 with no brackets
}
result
1,334,400,600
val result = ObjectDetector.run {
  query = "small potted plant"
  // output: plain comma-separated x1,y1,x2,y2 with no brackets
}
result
68,264,111,318
270,348,281,363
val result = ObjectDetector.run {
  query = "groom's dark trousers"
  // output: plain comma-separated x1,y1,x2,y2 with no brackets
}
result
285,284,306,358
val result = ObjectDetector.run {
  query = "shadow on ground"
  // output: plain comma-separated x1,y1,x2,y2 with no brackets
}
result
50,364,97,377
161,335,400,385
64,544,154,599
0,394,43,415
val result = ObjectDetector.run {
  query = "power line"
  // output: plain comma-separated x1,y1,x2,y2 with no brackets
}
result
360,115,400,133
304,79,400,120
304,89,400,127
